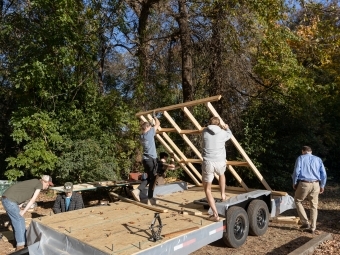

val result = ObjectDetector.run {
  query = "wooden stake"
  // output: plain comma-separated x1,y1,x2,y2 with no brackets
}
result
270,216,300,225
109,192,168,213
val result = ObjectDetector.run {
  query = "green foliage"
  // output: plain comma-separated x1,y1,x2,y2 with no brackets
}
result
2,0,100,111
1,0,340,190
236,1,340,189
56,137,117,183
5,110,63,180
0,0,139,184
240,87,332,190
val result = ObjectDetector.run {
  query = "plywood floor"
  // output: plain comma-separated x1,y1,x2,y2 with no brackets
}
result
36,187,238,254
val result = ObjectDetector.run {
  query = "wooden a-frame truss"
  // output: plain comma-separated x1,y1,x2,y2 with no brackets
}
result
136,95,273,193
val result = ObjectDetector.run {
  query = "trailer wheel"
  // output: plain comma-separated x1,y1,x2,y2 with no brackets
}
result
222,206,249,248
247,199,269,236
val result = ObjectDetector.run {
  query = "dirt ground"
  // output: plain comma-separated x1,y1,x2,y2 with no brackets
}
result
0,183,339,255
191,182,340,255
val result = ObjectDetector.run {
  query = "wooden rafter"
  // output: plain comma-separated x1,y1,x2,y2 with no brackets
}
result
136,95,272,191
135,95,221,117
205,101,272,191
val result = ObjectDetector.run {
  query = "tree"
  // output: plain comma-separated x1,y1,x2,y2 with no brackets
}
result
0,0,139,182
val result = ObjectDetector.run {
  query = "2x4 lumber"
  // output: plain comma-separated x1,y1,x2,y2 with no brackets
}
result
163,111,203,160
163,111,181,133
158,127,176,132
227,165,249,191
109,192,168,213
178,159,202,163
155,134,178,160
226,186,287,196
183,135,203,159
209,185,287,196
155,134,201,186
230,136,272,191
270,216,299,225
178,159,249,166
270,190,288,196
162,226,200,238
135,95,222,117
205,102,272,191
160,132,187,162
161,133,202,182
178,163,201,186
182,107,203,130
179,130,202,134
227,161,249,166
157,128,201,134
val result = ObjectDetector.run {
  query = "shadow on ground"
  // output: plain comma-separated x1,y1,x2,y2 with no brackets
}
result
265,236,311,255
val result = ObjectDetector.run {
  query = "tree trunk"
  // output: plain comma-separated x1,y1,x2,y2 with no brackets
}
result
208,3,225,113
131,0,160,108
177,0,193,102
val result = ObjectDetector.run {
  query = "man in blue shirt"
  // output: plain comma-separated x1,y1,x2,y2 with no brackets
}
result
131,114,160,205
292,146,327,234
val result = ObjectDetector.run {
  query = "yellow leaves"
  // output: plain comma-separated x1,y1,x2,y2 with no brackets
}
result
295,16,320,44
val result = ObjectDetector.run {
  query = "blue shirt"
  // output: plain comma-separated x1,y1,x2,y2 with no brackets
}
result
140,127,157,159
292,153,327,188
65,197,71,211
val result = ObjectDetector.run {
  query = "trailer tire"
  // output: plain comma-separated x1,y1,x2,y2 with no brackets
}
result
247,199,269,236
222,206,249,248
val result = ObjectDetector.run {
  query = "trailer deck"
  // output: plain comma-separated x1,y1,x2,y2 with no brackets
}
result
26,182,294,255
27,184,229,254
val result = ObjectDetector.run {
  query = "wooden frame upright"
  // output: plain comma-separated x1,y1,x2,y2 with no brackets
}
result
136,95,272,192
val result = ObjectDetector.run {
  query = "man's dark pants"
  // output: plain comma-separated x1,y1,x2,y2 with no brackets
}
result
138,159,157,199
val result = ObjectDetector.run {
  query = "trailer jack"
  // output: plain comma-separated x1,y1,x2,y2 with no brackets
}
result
149,213,163,242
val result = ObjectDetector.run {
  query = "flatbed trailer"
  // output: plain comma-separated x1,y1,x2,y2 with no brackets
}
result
21,95,296,254
25,182,294,255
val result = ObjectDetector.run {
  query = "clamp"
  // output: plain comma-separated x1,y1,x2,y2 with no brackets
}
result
149,213,163,242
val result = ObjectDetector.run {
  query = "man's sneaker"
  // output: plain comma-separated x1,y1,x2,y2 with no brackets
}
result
306,228,316,234
15,246,25,251
145,198,158,206
150,198,159,205
300,223,310,229
131,189,140,202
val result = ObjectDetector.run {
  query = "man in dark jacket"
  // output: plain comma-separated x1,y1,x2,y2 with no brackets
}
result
52,182,84,214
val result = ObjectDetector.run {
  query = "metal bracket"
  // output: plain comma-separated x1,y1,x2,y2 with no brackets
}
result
149,213,163,242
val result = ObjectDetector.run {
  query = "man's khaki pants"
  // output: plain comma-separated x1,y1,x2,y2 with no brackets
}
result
294,181,320,230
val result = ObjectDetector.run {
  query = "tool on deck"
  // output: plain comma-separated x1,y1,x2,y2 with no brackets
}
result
149,213,163,242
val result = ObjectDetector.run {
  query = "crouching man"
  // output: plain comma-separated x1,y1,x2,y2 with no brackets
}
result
53,182,84,214
1,175,53,251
